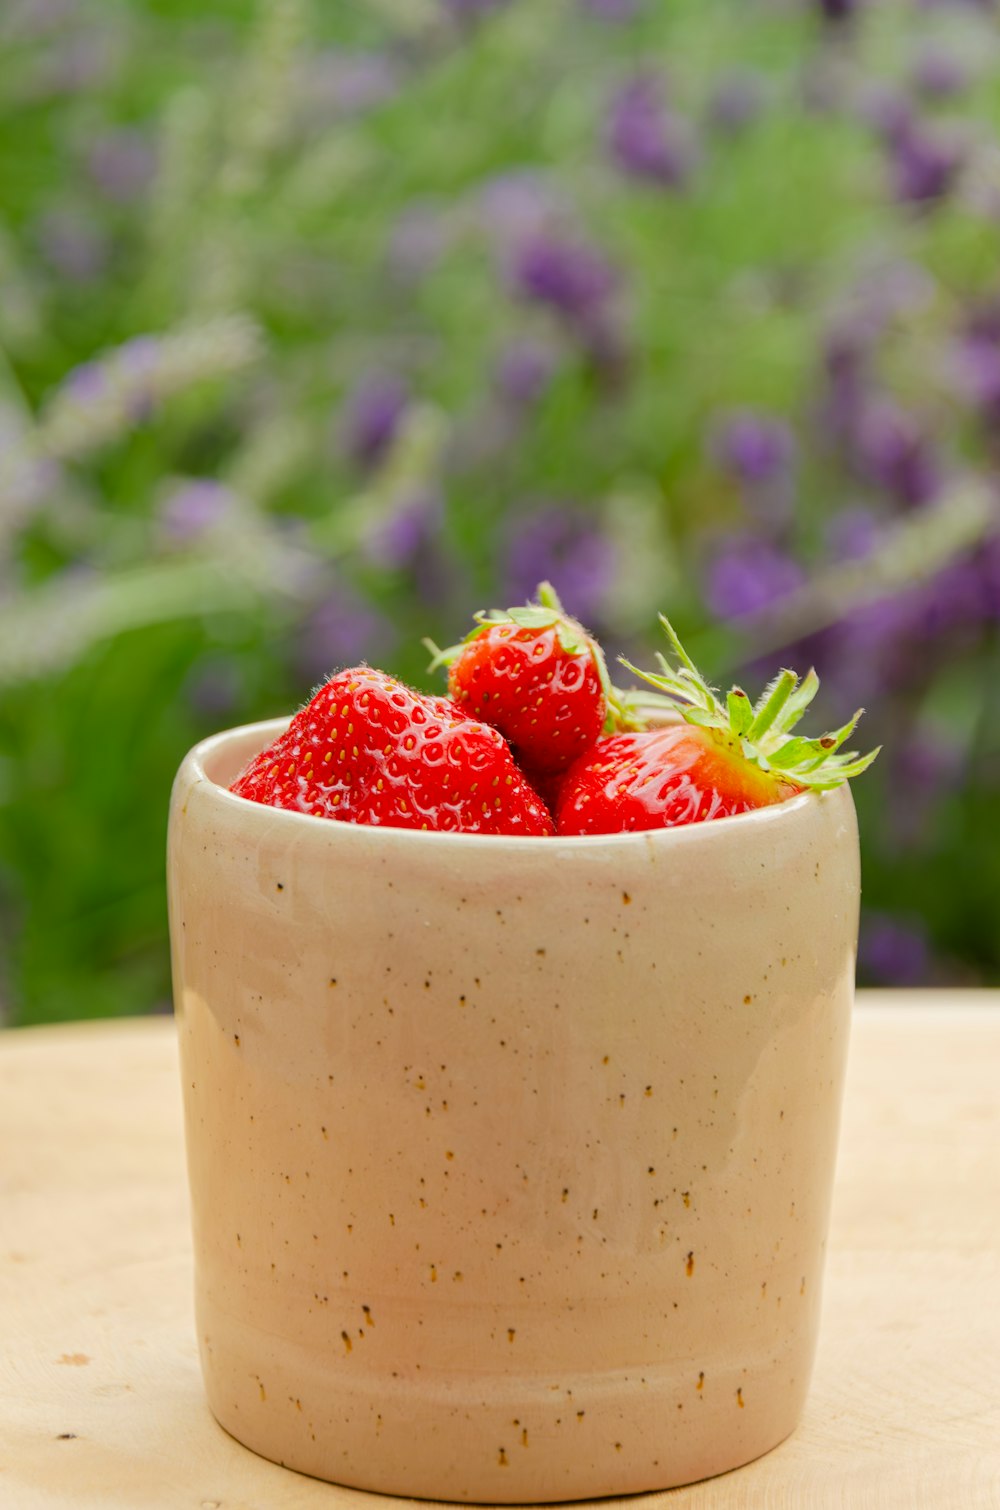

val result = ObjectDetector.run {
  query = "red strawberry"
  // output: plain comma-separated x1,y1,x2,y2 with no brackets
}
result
515,759,568,818
557,617,879,834
230,666,553,836
426,582,631,775
557,725,799,833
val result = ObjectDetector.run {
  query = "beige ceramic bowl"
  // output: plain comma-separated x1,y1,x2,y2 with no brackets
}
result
168,716,860,1503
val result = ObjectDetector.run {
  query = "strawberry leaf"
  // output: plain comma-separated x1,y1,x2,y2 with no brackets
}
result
727,687,754,736
773,667,820,735
747,669,798,743
620,619,879,793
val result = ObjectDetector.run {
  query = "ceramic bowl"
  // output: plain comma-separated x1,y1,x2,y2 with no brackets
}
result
167,717,860,1503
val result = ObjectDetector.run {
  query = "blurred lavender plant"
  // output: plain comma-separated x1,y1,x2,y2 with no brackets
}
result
606,74,698,189
509,234,618,325
859,913,932,986
504,506,617,624
158,480,242,545
704,535,806,621
339,372,411,472
494,339,559,407
707,71,766,135
889,119,965,203
2,0,1000,1027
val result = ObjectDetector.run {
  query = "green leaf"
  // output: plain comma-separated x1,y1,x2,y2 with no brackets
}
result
503,606,564,630
792,747,882,789
765,735,828,771
535,581,564,614
748,669,797,743
423,637,462,674
773,668,820,734
622,619,877,792
685,706,722,728
658,614,703,681
727,687,753,736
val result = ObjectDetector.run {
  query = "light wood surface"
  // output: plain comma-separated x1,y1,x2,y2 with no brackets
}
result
2,993,999,1510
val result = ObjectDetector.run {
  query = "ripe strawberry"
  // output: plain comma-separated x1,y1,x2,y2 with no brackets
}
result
515,759,568,819
426,582,632,775
230,666,553,836
557,617,879,835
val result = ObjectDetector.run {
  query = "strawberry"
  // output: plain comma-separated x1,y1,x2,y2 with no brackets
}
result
230,666,553,836
557,617,879,835
426,582,632,775
515,759,568,819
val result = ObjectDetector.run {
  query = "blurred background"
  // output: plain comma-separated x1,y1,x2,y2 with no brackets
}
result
1,0,998,1026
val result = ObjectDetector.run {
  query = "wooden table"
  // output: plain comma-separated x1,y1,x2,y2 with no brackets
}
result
3,994,999,1509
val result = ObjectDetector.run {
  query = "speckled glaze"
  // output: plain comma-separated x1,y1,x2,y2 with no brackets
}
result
168,717,860,1503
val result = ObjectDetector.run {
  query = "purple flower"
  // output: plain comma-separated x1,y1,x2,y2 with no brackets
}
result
859,912,931,986
505,506,616,625
704,535,805,621
912,50,970,99
119,334,160,377
826,593,920,701
509,234,617,322
9,0,77,36
711,409,796,486
115,335,160,423
494,339,558,406
300,51,399,119
820,319,872,443
363,489,443,572
974,531,1000,620
387,202,452,285
86,128,155,202
888,731,966,851
893,263,943,326
294,585,395,684
856,399,941,510
826,613,915,702
159,480,239,544
816,0,858,19
952,337,1000,416
817,293,932,470
826,506,882,563
33,30,116,98
965,301,1000,346
37,207,107,283
849,259,938,327
889,121,964,204
477,172,563,241
63,359,108,406
950,302,1000,418
339,373,409,471
56,335,161,426
707,71,765,135
897,733,964,792
0,404,61,520
820,532,1000,708
579,0,641,18
606,74,697,189
440,0,509,18
859,84,914,146
882,731,965,849
923,539,1000,630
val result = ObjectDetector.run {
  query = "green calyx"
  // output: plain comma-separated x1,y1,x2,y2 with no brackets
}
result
424,581,640,734
620,615,880,791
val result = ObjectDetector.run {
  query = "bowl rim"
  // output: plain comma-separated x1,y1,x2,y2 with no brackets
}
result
179,715,850,854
